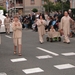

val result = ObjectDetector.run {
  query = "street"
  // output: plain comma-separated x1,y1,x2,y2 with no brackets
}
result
0,29,75,75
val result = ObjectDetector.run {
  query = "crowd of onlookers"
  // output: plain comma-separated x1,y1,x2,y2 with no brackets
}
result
17,9,74,36
11,9,74,38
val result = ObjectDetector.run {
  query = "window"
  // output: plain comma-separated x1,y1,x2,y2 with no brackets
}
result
16,0,23,4
31,0,35,4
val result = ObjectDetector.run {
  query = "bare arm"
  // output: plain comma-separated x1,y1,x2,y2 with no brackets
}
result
70,18,75,24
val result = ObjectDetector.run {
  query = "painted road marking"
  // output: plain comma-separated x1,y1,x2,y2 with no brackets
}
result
5,35,12,38
54,64,75,70
22,67,44,74
0,72,7,75
61,52,75,56
37,47,59,56
36,55,53,59
10,58,27,62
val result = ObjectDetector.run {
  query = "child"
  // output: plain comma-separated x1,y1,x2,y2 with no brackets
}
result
47,25,61,42
12,16,22,56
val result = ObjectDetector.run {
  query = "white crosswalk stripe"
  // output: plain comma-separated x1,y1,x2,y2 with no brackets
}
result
22,67,44,74
36,55,53,59
0,72,7,75
37,47,59,56
5,35,12,38
10,58,27,62
61,52,75,56
54,64,75,70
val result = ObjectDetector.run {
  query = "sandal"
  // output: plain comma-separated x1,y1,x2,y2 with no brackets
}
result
18,53,22,56
14,51,17,55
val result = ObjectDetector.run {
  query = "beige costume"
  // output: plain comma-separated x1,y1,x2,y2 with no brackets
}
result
36,19,46,43
12,21,22,46
60,16,71,43
48,29,60,38
4,17,11,34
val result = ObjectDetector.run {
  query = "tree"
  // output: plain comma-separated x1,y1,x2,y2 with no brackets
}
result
43,0,54,12
0,6,7,15
32,8,38,13
53,2,62,11
43,0,70,12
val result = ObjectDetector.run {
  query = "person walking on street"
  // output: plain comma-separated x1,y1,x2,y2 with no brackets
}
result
12,16,22,56
60,11,74,44
36,14,46,44
4,14,11,34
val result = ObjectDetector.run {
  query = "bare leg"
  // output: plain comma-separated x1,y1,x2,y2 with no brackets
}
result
14,45,17,54
18,44,22,56
7,28,10,34
5,28,7,34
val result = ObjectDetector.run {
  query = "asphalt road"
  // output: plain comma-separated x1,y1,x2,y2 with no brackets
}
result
0,29,75,75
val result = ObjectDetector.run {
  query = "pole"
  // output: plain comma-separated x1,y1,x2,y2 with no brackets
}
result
14,0,16,15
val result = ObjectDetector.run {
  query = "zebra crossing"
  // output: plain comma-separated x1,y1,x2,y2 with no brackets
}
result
22,67,44,74
1,47,75,75
10,47,75,74
0,73,7,75
10,58,27,62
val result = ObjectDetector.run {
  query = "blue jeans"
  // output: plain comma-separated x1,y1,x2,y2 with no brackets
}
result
24,24,28,28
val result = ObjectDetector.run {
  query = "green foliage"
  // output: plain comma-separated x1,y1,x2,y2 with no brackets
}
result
0,6,7,15
43,0,54,12
63,1,70,11
32,8,38,13
53,2,62,11
43,0,70,12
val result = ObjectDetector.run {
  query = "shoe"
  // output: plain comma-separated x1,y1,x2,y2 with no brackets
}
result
18,53,22,56
66,42,70,44
46,37,49,42
40,42,43,44
63,40,66,43
14,51,17,55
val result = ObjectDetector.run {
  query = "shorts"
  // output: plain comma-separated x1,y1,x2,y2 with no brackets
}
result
13,38,22,46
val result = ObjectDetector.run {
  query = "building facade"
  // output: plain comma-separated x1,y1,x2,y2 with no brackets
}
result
70,0,75,9
23,0,45,15
0,0,6,8
8,0,46,16
8,0,57,16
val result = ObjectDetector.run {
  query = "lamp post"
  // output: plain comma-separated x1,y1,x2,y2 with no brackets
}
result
61,0,67,13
